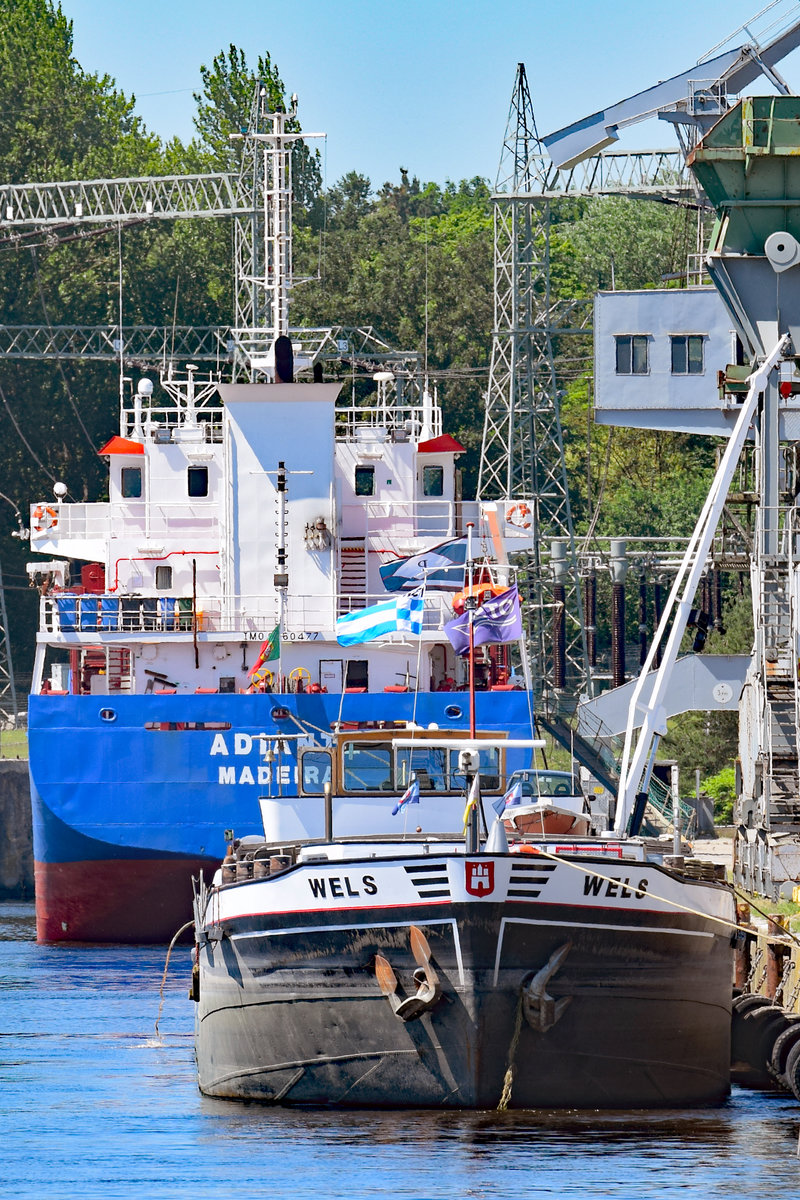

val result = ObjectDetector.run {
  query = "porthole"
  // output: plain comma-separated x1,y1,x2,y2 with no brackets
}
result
444,704,462,720
99,708,117,722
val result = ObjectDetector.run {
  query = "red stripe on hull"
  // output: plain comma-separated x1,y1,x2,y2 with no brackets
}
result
34,857,214,943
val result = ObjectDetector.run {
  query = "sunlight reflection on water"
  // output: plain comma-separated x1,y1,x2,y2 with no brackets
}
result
2,901,800,1199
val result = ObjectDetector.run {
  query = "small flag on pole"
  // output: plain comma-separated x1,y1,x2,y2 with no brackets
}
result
249,625,280,679
336,593,423,646
492,780,523,816
462,773,481,834
392,776,421,817
445,585,523,657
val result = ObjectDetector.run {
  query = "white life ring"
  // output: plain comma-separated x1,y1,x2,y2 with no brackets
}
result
506,502,532,530
32,504,58,533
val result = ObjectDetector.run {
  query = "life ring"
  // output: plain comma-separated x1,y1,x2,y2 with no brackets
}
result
506,502,532,530
452,583,507,616
32,504,58,533
288,667,311,694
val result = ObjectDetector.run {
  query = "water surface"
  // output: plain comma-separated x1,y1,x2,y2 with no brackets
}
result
2,901,800,1198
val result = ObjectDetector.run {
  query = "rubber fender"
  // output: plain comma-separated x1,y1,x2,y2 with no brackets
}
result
782,1037,800,1101
768,1019,800,1082
732,993,774,1016
732,1005,789,1069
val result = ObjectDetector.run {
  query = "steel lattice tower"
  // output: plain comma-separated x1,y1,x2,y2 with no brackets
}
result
478,63,590,712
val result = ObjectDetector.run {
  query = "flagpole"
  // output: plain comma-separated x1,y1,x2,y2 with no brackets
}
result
465,522,480,853
466,522,476,739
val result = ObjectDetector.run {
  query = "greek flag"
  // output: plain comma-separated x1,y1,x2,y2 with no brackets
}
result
336,593,424,646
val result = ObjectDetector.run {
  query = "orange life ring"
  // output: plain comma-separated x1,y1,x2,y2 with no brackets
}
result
506,502,532,530
452,582,507,616
32,505,58,533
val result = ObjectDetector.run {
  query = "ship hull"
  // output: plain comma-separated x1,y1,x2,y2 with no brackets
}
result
28,691,535,943
194,854,735,1108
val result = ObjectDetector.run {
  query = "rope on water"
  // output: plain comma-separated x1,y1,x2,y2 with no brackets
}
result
497,987,526,1111
155,920,194,1041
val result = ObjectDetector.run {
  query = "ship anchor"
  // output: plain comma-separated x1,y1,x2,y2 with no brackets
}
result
522,941,572,1033
374,925,442,1022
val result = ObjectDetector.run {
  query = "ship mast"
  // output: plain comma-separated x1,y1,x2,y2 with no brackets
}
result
232,88,324,380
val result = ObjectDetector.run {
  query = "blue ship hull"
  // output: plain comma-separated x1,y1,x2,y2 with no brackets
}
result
29,690,535,942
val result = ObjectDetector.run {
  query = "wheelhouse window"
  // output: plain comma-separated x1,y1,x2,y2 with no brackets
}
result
422,465,444,497
615,335,649,375
354,465,375,497
394,745,501,792
120,467,142,498
188,465,209,497
671,335,704,375
342,741,393,792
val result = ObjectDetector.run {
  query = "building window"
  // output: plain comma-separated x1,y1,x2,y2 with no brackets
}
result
155,565,173,590
354,465,375,496
422,465,444,497
615,335,649,375
121,467,142,498
188,465,209,497
671,335,704,375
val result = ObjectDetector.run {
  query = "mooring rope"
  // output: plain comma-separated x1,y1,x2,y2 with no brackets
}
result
525,843,748,936
497,987,525,1111
154,920,194,1041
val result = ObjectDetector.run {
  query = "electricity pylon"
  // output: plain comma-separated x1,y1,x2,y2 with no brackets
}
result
478,63,590,712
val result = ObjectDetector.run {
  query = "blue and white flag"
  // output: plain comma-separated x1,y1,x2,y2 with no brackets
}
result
492,780,523,816
444,584,523,657
380,537,467,592
392,776,420,816
336,593,423,646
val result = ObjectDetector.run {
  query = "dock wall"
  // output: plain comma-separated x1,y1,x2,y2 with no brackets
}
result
0,760,32,898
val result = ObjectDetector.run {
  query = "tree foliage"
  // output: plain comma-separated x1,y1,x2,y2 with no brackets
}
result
0,0,750,769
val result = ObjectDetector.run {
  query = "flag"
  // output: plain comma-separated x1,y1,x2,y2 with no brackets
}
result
249,625,280,677
492,780,523,816
336,593,423,646
379,537,467,592
392,776,420,816
462,773,481,834
444,584,523,657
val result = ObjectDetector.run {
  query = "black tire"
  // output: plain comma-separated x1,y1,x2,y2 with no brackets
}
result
732,993,773,1015
783,1037,800,1100
732,1005,789,1069
769,1021,800,1081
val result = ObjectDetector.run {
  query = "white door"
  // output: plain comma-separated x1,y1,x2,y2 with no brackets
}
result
320,659,343,693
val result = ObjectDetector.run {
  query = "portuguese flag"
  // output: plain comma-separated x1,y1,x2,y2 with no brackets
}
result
249,625,280,678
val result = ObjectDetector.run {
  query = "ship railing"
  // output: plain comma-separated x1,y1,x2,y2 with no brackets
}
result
335,404,442,441
39,590,457,637
119,409,224,444
29,500,220,545
342,499,478,546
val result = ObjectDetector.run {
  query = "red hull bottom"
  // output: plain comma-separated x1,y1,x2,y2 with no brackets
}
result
34,856,214,943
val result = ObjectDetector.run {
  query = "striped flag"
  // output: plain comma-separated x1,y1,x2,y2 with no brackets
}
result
392,776,420,817
336,593,423,646
492,780,523,816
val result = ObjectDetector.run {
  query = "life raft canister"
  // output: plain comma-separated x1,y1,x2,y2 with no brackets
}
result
452,582,508,616
506,502,532,529
32,504,58,533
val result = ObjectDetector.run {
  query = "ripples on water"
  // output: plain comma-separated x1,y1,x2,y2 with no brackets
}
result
2,900,800,1198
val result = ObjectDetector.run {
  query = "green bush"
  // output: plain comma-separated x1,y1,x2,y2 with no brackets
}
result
702,766,736,825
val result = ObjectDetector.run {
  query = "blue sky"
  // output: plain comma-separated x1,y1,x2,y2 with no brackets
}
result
63,0,800,189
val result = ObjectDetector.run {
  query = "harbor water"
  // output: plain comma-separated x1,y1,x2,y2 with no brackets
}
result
3,901,800,1199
